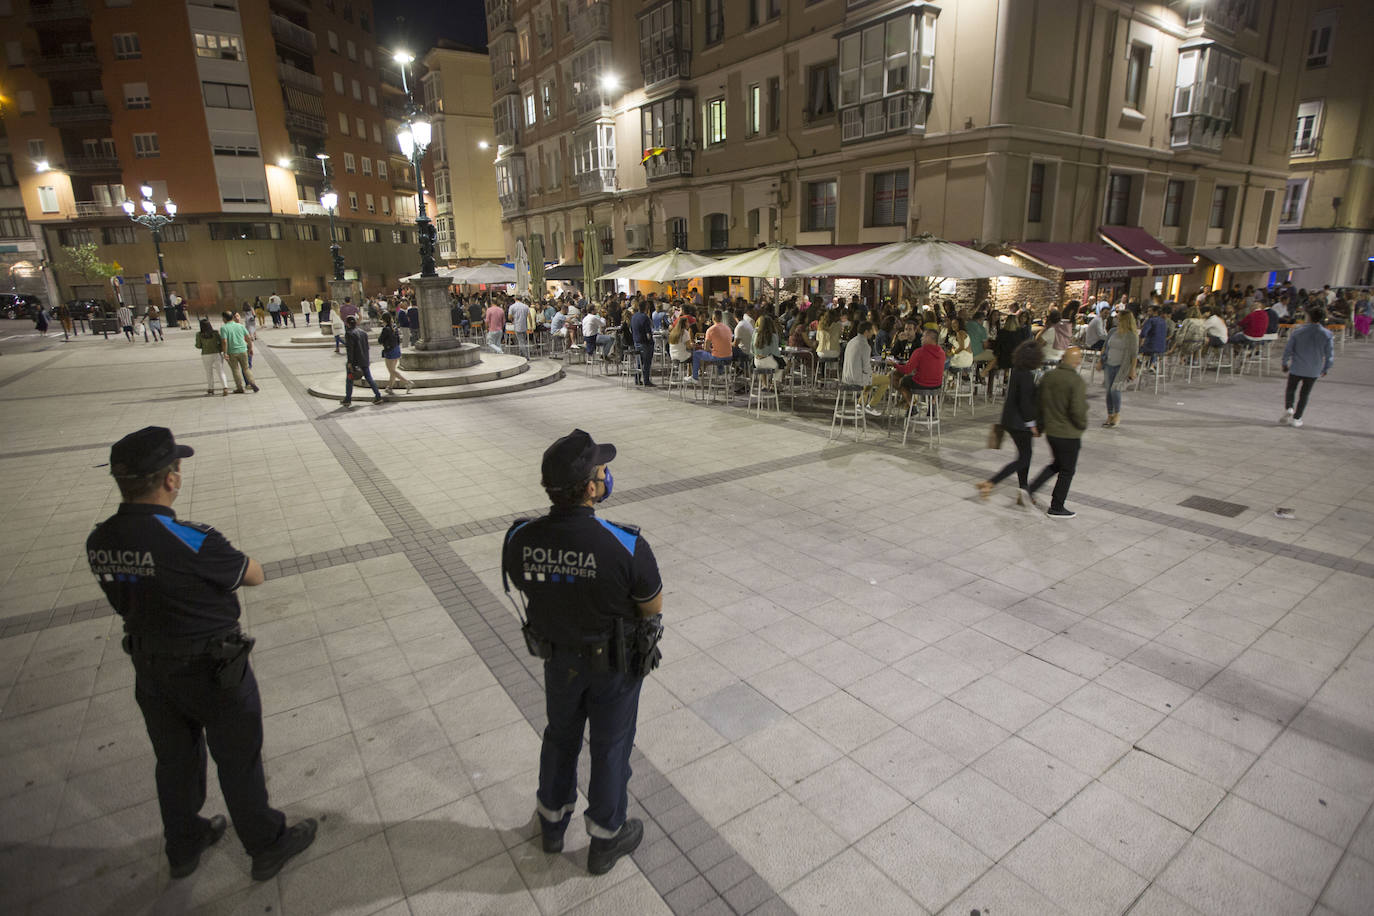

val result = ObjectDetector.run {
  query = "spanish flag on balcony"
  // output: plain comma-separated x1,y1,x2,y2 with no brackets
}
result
641,147,669,164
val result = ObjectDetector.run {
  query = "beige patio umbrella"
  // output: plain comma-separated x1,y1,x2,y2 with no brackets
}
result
598,248,720,283
797,234,1046,280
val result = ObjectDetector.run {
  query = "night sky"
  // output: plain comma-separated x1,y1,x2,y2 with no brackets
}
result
373,0,488,54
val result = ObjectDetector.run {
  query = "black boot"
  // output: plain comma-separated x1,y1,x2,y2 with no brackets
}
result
586,818,643,875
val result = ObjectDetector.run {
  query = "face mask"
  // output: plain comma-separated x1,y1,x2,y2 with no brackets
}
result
598,468,613,502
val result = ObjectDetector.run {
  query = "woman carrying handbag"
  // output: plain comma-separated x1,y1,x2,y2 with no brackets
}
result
978,339,1044,507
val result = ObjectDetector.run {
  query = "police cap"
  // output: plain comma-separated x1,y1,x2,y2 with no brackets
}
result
542,428,615,489
110,426,193,478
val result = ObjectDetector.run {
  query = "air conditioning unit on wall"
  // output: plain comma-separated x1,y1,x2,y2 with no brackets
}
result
624,223,650,250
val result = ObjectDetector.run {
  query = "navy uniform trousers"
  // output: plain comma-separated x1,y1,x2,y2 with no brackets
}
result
132,654,285,864
537,651,643,837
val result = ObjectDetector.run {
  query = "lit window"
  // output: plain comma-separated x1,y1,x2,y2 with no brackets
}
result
706,97,726,145
193,32,243,61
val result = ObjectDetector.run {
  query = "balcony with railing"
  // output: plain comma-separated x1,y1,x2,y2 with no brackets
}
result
1170,115,1226,154
571,0,612,44
391,169,416,190
283,109,327,136
839,92,930,145
270,14,317,55
642,51,691,89
297,200,330,216
74,200,120,217
64,154,121,173
32,48,100,76
287,156,325,178
576,167,616,196
644,149,692,181
28,0,89,24
487,0,514,35
277,61,323,94
50,102,111,124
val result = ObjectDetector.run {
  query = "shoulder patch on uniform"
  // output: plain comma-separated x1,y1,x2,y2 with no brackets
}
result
505,517,536,543
156,515,209,553
595,518,638,556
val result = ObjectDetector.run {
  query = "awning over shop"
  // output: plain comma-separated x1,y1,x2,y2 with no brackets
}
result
1011,242,1149,279
1184,247,1304,273
544,261,618,280
1098,225,1193,274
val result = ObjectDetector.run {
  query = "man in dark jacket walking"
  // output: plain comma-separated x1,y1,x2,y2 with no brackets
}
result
342,314,382,407
1027,346,1088,518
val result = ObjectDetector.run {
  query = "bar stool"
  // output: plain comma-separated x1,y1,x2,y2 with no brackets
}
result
945,367,976,417
815,355,841,394
1134,353,1167,394
665,356,694,400
749,367,782,417
829,383,867,439
699,359,733,404
1209,343,1235,381
895,390,941,447
1238,336,1266,377
621,349,643,388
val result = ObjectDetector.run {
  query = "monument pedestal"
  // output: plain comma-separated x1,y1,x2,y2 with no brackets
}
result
400,275,479,371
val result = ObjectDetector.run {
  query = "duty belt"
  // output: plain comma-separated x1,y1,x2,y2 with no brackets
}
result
122,630,239,658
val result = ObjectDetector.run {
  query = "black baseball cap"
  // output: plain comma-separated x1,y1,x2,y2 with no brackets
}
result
541,429,615,489
110,426,193,478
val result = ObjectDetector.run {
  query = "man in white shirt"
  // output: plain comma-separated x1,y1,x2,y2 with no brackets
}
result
732,308,755,361
509,297,532,359
581,307,612,357
1082,306,1109,350
842,321,881,416
117,303,135,342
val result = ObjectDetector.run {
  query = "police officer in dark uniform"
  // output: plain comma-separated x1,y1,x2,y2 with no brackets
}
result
86,427,317,881
502,429,664,875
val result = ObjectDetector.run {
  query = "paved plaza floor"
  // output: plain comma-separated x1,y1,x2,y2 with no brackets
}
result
1,320,1372,916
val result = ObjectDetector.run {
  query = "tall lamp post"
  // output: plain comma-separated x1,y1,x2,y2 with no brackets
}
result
317,153,344,280
393,50,436,278
121,185,176,308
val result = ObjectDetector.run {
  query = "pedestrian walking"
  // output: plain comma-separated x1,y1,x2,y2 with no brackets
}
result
34,304,50,337
1281,305,1335,428
406,299,420,347
501,429,664,875
195,318,230,396
147,302,166,342
1101,310,1138,428
220,312,259,393
979,338,1043,506
86,427,317,881
58,302,74,340
118,303,135,341
1026,346,1087,518
377,313,414,395
342,313,382,406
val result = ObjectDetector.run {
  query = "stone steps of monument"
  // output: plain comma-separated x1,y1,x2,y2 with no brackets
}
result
307,358,563,401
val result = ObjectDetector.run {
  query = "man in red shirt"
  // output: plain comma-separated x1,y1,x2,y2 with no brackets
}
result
1239,305,1270,339
484,299,507,353
892,329,946,402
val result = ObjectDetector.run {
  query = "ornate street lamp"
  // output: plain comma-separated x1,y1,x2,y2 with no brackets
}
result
121,184,176,309
394,50,436,278
317,153,344,280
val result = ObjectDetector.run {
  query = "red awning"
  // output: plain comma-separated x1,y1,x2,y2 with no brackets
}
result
1012,242,1148,279
1098,226,1193,274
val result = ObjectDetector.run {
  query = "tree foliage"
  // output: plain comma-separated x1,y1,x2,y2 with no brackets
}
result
58,244,118,283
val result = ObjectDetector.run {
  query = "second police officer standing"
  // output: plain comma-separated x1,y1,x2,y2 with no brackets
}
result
502,429,665,875
86,426,317,881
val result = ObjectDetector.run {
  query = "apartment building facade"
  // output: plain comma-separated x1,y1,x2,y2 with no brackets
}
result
1276,1,1374,289
490,0,1311,304
419,43,506,264
0,0,441,308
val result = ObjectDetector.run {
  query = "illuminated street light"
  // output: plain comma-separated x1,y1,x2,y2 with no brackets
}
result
316,153,344,280
120,185,176,310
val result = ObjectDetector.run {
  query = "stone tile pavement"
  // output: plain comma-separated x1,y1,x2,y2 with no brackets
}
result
1,323,1373,915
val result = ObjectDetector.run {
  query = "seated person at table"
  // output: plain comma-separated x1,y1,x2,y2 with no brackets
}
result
1082,305,1109,351
787,319,814,351
892,329,946,403
842,321,882,417
753,314,787,381
582,306,614,357
733,307,756,368
1203,306,1229,348
691,310,735,380
1139,306,1169,357
550,302,570,338
668,313,697,368
1240,303,1270,339
945,325,975,370
815,309,842,359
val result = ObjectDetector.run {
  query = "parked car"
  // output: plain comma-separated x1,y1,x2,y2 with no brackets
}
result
1,293,42,320
66,298,114,319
